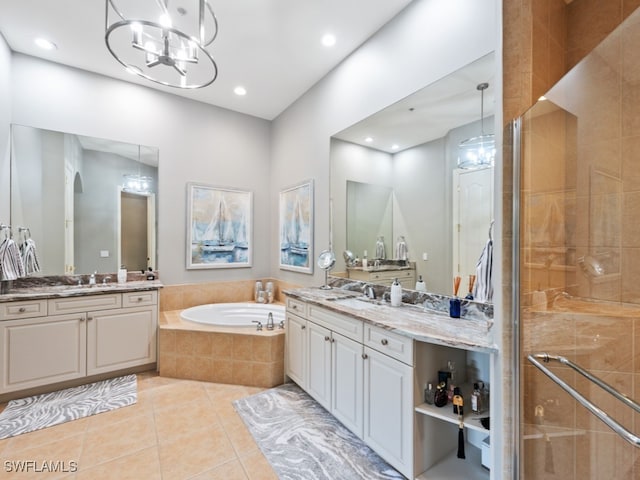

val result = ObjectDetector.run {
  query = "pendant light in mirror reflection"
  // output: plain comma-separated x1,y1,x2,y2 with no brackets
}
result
122,146,154,195
458,82,495,169
105,0,218,89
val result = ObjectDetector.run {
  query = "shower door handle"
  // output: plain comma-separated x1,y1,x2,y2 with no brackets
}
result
528,352,640,448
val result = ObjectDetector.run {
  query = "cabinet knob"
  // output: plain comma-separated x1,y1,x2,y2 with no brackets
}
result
301,325,306,330
324,336,330,342
292,304,298,310
137,297,143,302
331,338,335,343
18,307,26,313
87,316,92,321
362,353,368,360
381,339,389,346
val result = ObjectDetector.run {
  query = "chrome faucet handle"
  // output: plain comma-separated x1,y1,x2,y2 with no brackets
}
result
362,284,377,299
252,320,263,331
279,320,285,329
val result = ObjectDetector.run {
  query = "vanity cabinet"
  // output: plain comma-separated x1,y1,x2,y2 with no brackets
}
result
285,310,308,389
0,290,158,395
285,293,494,480
0,312,87,392
347,267,416,288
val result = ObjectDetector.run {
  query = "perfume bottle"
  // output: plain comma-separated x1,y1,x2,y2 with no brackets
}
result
434,382,448,407
424,383,435,405
471,382,482,413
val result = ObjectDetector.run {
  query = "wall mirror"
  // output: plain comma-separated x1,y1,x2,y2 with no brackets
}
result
330,52,495,296
10,124,158,277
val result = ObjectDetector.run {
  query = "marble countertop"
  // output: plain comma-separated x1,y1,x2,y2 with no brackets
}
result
284,287,497,353
0,280,163,302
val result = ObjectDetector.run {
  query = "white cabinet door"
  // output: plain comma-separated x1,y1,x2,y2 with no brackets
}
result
307,321,332,410
363,346,414,478
87,306,157,375
332,331,364,438
0,313,87,393
285,312,307,388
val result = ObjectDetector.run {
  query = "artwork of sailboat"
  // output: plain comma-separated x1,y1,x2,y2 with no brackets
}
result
201,195,236,252
287,198,308,256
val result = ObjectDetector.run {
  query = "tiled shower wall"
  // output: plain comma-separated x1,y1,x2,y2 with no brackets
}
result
502,0,640,477
518,9,640,479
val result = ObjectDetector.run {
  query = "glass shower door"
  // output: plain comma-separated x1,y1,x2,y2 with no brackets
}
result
517,8,640,479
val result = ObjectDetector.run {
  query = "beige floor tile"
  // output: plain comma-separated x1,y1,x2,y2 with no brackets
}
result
1,433,84,479
189,459,249,480
151,380,209,409
240,450,278,480
2,416,90,454
158,424,236,479
154,397,220,444
79,413,157,468
224,421,260,458
75,446,161,480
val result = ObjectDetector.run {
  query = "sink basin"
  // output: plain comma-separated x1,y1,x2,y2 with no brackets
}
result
329,297,381,310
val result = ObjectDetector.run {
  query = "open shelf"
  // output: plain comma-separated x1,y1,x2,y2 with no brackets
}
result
415,401,489,434
415,443,488,480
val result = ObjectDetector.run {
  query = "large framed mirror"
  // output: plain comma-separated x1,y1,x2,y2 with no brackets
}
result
330,52,495,297
10,125,159,277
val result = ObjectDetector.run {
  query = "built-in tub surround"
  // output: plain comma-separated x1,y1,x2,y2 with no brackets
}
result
181,303,285,327
160,308,285,388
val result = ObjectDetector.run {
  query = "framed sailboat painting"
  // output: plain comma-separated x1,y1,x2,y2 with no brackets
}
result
279,180,313,273
186,183,253,269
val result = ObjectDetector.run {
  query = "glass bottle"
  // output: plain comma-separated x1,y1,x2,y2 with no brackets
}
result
471,382,482,413
424,383,435,405
434,382,448,407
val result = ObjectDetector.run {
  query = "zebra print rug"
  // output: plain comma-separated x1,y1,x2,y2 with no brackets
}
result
0,374,137,439
233,383,404,480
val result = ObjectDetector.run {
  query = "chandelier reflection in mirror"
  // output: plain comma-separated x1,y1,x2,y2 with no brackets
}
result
105,0,218,89
123,145,155,194
458,82,495,169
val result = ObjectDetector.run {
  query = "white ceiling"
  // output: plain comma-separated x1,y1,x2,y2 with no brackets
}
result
334,52,496,153
0,0,414,120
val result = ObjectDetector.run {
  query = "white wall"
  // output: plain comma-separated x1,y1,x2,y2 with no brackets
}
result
10,54,271,284
0,33,11,222
271,0,497,288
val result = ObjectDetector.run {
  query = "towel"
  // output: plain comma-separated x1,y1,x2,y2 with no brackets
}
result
0,238,25,281
395,237,408,261
21,238,41,276
473,236,493,303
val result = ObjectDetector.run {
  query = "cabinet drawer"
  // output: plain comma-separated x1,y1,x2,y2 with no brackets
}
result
369,270,414,282
48,293,122,315
123,290,158,307
308,305,363,342
0,300,47,320
364,324,413,366
286,297,308,317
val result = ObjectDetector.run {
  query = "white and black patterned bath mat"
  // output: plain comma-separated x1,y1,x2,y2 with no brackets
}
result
0,374,137,439
233,383,404,480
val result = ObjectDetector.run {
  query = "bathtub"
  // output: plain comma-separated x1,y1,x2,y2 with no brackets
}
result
180,302,285,327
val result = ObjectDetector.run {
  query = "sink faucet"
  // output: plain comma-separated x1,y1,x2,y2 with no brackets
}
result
89,271,96,286
102,276,111,285
374,259,380,269
362,284,376,299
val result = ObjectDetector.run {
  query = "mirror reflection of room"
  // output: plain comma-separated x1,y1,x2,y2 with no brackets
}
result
10,125,158,276
330,52,495,297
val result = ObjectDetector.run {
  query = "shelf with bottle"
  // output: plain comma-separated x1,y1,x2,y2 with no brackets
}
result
415,382,489,434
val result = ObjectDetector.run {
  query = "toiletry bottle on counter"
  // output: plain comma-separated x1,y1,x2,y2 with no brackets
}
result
471,383,482,413
117,266,127,283
449,276,461,318
362,250,368,269
390,278,402,306
415,275,426,292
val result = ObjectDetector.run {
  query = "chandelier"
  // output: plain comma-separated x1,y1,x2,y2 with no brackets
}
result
105,0,218,89
458,82,495,169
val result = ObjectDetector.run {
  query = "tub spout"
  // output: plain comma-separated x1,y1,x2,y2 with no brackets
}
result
266,312,275,330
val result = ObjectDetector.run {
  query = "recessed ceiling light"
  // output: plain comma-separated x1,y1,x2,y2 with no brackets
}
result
234,86,247,96
34,37,57,50
391,144,399,150
539,95,547,101
321,33,336,47
365,137,373,143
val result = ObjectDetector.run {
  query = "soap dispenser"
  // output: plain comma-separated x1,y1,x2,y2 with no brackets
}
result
415,275,426,292
390,278,402,307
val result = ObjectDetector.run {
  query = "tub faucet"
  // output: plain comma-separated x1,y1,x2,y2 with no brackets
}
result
266,312,275,330
362,284,376,299
252,320,263,331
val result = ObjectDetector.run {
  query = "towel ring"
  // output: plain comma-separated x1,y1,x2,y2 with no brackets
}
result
488,220,495,241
